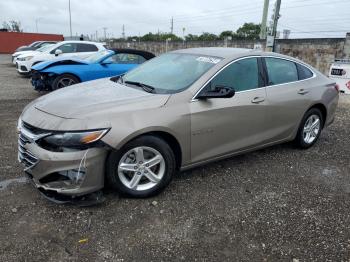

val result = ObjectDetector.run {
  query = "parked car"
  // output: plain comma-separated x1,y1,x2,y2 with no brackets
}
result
31,49,155,91
329,59,350,94
15,41,57,52
17,48,339,203
15,41,106,75
12,44,55,65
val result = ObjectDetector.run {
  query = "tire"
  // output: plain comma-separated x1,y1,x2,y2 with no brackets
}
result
295,108,324,149
106,136,176,198
51,74,80,91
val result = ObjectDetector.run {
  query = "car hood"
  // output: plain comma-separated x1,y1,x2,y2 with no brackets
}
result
17,46,35,52
32,57,89,71
32,78,170,120
17,50,41,58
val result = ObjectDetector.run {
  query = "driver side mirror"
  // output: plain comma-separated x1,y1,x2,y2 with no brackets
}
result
197,85,235,99
55,49,63,56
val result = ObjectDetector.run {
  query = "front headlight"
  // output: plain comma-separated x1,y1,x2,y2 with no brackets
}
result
43,129,110,148
24,56,34,61
17,117,22,133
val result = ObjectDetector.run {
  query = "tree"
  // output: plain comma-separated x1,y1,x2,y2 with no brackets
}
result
140,32,181,41
197,32,218,41
185,34,199,41
219,30,234,39
234,23,260,40
2,20,23,32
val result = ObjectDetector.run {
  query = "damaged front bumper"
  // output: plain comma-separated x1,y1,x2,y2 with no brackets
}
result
18,127,109,203
31,70,52,91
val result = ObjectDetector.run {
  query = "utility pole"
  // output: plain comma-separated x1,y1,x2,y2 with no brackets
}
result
170,17,174,34
182,27,186,47
96,30,98,41
103,27,107,41
271,0,281,51
68,0,72,38
122,24,125,39
271,0,281,38
260,0,269,39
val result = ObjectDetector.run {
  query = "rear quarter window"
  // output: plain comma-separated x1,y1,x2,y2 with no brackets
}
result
77,44,98,52
296,63,314,80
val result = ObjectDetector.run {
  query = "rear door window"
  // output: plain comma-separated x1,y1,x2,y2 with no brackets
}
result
77,43,98,52
265,57,298,85
108,53,146,64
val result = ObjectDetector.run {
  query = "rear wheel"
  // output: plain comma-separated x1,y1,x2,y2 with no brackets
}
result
295,108,324,149
52,74,80,90
106,136,176,198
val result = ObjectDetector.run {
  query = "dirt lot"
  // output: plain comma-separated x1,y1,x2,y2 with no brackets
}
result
0,54,350,261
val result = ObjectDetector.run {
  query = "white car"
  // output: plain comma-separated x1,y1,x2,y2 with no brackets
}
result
12,44,55,65
16,41,106,75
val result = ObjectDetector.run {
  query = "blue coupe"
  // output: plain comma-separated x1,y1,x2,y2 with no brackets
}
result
31,49,155,91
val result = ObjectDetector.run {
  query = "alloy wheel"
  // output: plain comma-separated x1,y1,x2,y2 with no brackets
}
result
118,146,166,191
303,114,321,144
57,77,77,88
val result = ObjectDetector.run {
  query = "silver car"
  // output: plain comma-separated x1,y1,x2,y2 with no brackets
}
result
17,48,339,202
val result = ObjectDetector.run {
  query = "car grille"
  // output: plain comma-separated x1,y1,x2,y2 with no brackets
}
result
18,132,39,170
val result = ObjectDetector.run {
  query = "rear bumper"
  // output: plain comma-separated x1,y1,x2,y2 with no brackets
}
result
325,92,339,127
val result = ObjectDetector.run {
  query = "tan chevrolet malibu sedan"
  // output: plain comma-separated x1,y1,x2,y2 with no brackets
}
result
18,48,339,202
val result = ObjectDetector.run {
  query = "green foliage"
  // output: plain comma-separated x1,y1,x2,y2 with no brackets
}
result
197,32,218,41
112,23,261,42
234,23,261,40
219,30,234,39
141,32,182,41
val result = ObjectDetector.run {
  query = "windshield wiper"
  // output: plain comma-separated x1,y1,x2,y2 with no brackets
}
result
124,81,155,93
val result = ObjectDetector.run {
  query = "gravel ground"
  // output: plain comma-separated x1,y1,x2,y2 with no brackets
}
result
0,54,350,261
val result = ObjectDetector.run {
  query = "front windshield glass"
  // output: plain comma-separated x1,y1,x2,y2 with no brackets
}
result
37,44,54,52
85,50,113,62
122,53,222,94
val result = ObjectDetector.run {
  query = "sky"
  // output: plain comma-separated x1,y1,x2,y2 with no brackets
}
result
0,0,350,39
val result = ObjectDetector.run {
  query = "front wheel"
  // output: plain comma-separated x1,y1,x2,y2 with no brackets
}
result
106,136,176,198
51,74,80,91
295,108,324,149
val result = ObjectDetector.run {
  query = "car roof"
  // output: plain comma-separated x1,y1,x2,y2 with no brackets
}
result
172,47,257,59
171,47,310,64
110,48,155,60
59,40,104,45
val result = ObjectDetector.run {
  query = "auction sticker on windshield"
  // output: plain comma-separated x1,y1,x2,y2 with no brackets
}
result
196,56,222,64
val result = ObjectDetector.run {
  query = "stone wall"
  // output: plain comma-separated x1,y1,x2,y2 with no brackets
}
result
110,33,350,74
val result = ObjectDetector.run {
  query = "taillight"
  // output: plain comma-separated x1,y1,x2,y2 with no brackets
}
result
335,84,340,92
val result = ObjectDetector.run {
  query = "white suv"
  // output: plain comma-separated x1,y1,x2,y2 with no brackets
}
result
16,41,106,75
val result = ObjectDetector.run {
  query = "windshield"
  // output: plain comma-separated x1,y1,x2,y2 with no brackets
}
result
37,44,54,52
85,50,113,62
122,53,222,94
29,42,40,47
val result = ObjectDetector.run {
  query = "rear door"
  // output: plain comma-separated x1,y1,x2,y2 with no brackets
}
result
263,57,314,142
190,57,269,163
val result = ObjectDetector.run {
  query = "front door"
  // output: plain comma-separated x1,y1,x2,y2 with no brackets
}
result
190,57,268,163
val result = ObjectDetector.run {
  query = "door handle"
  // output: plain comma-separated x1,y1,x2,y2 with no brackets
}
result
298,89,309,95
251,97,265,104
